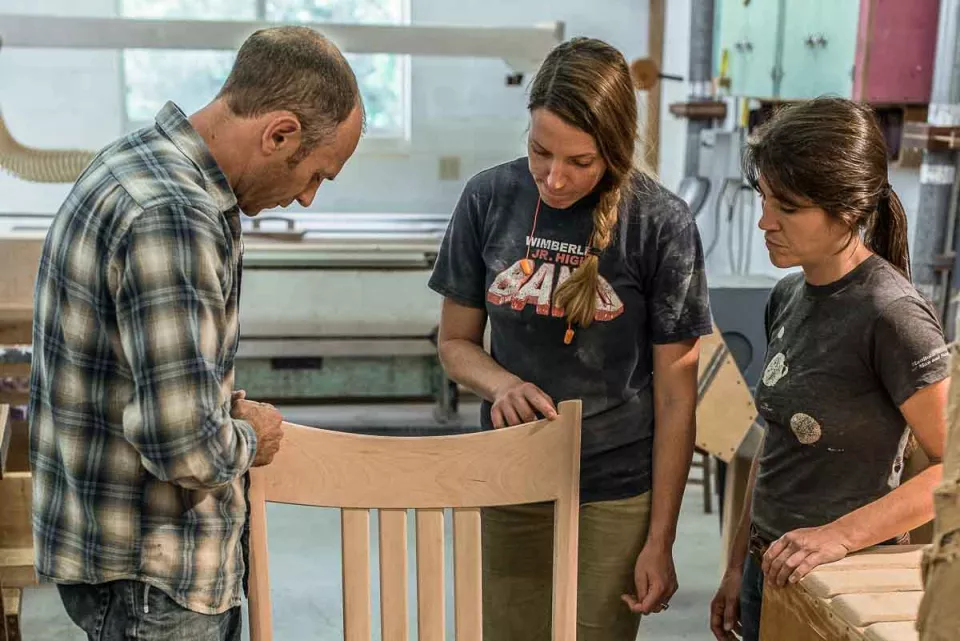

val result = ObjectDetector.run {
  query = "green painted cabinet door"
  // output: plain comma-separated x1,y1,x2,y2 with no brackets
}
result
719,0,784,98
780,0,860,99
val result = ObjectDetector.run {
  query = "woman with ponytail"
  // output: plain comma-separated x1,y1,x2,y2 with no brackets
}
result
429,37,712,639
711,97,951,641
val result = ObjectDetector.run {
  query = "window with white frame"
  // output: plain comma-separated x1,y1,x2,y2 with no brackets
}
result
120,0,408,140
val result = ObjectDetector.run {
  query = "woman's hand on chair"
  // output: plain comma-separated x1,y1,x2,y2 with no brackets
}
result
621,542,678,616
490,379,557,428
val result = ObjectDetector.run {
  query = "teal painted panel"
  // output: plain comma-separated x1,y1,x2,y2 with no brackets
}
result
718,0,784,98
235,356,443,400
781,0,860,99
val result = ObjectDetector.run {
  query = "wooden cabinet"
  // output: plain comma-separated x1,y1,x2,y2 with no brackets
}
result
852,0,940,103
717,0,940,103
719,0,783,99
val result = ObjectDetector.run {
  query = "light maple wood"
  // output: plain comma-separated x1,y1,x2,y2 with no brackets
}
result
696,326,758,462
831,592,923,627
645,0,665,173
803,568,923,599
0,238,43,326
0,405,9,478
2,588,21,641
813,545,925,572
760,546,924,641
453,508,481,641
863,621,920,641
247,399,582,641
415,509,445,641
343,509,372,641
379,509,409,641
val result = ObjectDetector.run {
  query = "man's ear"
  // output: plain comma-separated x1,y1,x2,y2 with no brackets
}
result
261,113,302,157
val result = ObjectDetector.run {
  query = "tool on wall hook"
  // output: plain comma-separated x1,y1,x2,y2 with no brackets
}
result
629,58,684,91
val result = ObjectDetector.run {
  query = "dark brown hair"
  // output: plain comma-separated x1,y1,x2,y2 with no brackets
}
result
529,37,642,328
742,97,910,277
217,26,365,160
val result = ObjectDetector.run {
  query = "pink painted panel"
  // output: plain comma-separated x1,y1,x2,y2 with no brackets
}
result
854,0,940,103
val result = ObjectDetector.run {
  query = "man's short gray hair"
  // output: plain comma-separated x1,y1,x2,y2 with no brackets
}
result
218,26,365,159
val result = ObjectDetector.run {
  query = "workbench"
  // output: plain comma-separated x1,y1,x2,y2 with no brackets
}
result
759,544,925,641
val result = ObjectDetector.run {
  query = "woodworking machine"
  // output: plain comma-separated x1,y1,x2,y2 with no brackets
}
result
0,212,461,420
235,213,456,419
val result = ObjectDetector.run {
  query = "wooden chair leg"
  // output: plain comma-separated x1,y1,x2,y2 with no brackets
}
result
3,589,21,641
0,584,6,641
702,453,713,514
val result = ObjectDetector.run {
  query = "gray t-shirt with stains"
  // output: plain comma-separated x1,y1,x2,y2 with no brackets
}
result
428,158,713,503
752,255,950,541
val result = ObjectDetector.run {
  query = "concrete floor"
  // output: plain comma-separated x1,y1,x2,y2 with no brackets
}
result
19,403,724,641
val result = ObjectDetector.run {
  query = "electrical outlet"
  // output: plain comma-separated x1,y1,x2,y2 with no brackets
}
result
438,156,461,181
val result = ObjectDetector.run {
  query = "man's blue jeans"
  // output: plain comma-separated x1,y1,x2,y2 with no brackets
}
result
57,580,241,641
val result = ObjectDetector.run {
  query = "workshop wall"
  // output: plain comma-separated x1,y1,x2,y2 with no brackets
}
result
0,0,659,215
0,0,923,283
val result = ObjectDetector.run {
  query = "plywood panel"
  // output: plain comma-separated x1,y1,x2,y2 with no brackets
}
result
0,237,43,326
696,326,757,462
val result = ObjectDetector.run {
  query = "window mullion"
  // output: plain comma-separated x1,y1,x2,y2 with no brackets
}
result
255,0,267,21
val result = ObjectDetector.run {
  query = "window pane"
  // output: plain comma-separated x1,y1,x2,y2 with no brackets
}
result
266,0,406,135
121,0,407,137
124,51,235,122
122,0,256,19
265,0,403,24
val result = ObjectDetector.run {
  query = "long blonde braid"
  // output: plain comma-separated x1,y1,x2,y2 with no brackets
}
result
553,186,623,329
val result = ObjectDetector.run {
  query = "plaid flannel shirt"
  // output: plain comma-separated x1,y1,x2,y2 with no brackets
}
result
29,102,257,615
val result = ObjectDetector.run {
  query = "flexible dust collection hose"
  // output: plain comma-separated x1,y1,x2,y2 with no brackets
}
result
0,109,96,183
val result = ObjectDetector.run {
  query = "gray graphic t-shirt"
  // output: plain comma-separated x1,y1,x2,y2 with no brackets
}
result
752,255,950,541
428,158,713,502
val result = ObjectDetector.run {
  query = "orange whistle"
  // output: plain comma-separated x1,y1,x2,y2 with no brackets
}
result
563,328,575,344
520,258,534,275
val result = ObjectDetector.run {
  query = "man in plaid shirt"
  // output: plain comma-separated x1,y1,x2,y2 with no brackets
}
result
29,26,364,640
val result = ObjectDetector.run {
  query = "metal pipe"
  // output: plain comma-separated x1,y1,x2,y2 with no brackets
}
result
684,0,715,178
913,0,960,333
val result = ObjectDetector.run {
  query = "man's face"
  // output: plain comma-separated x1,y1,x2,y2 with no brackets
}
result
237,104,363,216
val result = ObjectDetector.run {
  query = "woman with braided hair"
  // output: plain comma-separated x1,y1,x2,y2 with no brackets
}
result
428,37,712,639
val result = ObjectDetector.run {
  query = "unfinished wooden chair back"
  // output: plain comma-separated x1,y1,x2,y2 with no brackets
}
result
247,399,582,641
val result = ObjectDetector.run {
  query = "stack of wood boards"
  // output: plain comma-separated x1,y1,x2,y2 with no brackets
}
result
759,544,926,641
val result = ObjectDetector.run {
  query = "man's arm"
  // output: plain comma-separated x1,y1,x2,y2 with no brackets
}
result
112,206,257,489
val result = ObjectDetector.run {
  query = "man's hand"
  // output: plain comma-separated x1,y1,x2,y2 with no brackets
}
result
621,542,678,615
762,525,851,587
231,398,284,467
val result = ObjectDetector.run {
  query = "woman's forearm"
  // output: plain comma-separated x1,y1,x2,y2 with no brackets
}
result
647,340,702,548
438,338,521,403
647,396,696,549
827,464,942,551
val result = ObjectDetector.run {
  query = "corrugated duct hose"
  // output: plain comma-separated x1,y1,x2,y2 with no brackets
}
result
0,37,96,183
